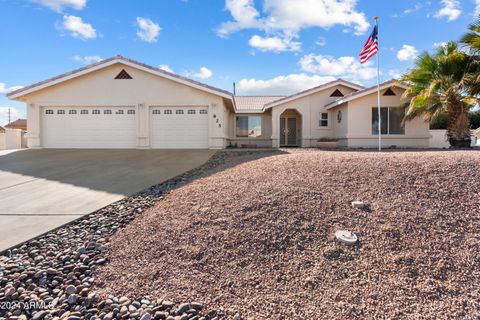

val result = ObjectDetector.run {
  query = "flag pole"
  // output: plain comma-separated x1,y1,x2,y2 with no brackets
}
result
374,16,381,151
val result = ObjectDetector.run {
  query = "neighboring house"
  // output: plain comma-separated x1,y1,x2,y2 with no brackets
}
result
5,118,27,131
0,126,5,133
7,55,430,149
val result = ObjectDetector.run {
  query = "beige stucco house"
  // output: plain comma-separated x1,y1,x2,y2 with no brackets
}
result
8,55,430,149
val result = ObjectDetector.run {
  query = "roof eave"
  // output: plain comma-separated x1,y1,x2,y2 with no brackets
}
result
8,57,233,101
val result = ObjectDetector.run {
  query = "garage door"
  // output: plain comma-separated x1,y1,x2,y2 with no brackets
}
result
150,106,209,149
41,106,136,148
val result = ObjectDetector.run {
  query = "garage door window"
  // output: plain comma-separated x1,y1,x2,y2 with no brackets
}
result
127,110,135,115
116,110,124,115
152,110,161,114
188,109,196,114
176,110,184,114
92,110,100,115
81,110,88,114
57,110,65,114
199,109,208,114
164,110,172,114
104,109,112,115
45,109,54,114
69,110,77,115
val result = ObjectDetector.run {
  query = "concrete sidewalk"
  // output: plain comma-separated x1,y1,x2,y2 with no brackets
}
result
0,149,215,252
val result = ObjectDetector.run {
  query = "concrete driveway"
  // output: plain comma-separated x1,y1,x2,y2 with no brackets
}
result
0,149,216,252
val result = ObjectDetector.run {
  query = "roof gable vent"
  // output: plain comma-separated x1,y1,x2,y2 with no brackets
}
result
115,69,132,79
330,89,344,97
383,88,396,96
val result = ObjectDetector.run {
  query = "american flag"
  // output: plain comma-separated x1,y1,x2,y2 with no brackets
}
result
359,25,378,64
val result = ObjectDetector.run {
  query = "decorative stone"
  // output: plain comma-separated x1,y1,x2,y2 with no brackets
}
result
351,201,365,209
335,230,358,245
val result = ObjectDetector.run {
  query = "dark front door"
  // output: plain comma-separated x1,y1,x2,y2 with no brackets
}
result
280,117,297,147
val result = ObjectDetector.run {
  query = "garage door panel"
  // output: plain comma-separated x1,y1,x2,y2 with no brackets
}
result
150,106,208,149
41,107,136,148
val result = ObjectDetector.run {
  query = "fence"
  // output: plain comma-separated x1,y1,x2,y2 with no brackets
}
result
429,129,477,148
0,128,24,150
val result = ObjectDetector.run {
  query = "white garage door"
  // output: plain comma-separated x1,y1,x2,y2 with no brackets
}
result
41,106,136,148
150,106,209,149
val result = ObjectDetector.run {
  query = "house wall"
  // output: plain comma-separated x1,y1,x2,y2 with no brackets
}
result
0,129,23,150
343,87,430,148
271,84,357,147
18,63,231,149
227,111,273,147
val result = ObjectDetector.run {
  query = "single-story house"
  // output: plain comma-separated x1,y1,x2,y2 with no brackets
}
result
7,55,430,149
5,118,27,131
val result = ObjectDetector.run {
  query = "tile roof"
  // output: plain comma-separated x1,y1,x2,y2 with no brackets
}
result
7,55,233,99
234,96,285,112
5,118,27,130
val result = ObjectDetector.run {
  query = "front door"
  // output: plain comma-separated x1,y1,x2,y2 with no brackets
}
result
280,117,297,147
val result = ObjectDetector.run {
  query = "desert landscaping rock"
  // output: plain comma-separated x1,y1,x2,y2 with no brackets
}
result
1,150,480,319
96,150,480,319
335,229,358,245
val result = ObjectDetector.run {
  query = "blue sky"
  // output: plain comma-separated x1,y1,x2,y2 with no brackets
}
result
0,0,479,125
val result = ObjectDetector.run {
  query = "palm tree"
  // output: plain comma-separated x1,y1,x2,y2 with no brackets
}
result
461,17,480,98
401,42,479,148
461,17,480,53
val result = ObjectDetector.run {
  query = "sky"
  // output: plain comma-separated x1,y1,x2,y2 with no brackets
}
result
0,0,479,126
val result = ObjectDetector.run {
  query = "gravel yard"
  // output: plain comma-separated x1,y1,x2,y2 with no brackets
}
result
96,150,480,319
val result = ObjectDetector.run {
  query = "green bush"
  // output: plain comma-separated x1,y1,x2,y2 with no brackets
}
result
429,111,480,130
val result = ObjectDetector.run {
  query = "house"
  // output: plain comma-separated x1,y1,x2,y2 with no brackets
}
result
5,119,27,131
7,55,430,149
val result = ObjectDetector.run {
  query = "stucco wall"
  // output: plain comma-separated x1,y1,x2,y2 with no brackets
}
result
0,128,22,150
18,63,231,149
227,111,273,148
429,129,477,148
343,87,430,148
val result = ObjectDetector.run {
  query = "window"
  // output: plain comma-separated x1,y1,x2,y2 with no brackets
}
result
188,109,196,114
92,110,100,115
319,113,329,127
57,110,65,114
236,116,262,138
199,109,208,114
80,110,88,115
69,110,77,115
116,110,124,115
152,110,161,114
127,110,135,115
164,109,172,114
372,107,405,135
45,109,54,114
104,109,112,114
176,109,184,114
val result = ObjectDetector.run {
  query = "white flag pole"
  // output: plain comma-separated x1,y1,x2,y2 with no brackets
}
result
374,16,381,151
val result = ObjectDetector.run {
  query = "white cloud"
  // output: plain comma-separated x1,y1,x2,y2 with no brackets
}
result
237,74,337,95
159,64,173,73
193,67,213,79
62,15,96,40
136,17,161,43
299,54,377,81
388,69,403,79
32,0,86,12
435,0,461,21
249,34,301,52
397,44,418,61
73,55,102,64
217,0,370,51
475,0,480,16
0,107,23,126
0,83,23,95
433,41,447,48
393,2,426,17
